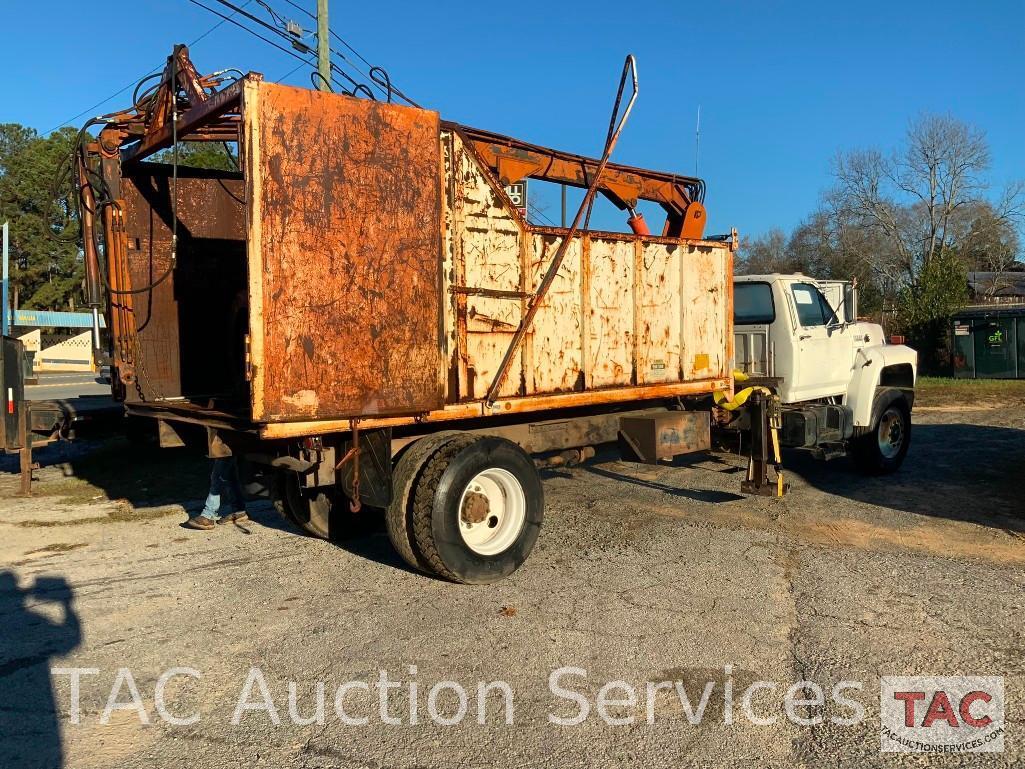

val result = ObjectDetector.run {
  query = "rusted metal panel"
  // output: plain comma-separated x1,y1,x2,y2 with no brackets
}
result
439,128,729,407
619,411,711,463
444,130,523,401
636,240,682,384
245,82,444,421
680,244,730,379
120,166,247,403
529,233,583,393
587,237,635,388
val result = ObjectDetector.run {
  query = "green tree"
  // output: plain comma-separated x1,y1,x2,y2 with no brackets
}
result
153,141,238,171
0,123,84,311
830,114,1023,367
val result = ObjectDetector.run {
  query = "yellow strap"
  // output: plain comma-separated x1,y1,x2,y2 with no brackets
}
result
713,385,772,412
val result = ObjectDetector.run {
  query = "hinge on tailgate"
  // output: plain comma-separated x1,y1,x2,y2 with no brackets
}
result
244,333,253,381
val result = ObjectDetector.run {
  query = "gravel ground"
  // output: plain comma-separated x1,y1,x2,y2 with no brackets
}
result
1,404,1023,768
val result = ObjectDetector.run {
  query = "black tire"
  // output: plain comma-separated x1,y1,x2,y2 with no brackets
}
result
385,431,462,574
270,470,338,539
411,435,543,584
852,396,911,475
270,472,303,529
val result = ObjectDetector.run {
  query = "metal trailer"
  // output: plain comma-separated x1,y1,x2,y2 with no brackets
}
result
2,336,122,493
75,48,783,583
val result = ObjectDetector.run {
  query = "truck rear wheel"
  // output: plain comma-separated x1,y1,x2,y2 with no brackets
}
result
411,435,543,584
271,471,338,539
852,395,911,475
385,431,461,573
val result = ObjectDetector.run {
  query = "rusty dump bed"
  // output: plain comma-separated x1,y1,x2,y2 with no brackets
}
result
110,79,732,439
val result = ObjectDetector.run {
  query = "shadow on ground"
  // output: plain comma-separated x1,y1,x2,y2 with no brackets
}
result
0,437,211,509
0,571,81,769
789,422,1025,533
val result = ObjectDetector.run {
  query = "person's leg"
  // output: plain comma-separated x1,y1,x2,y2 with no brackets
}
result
201,459,227,521
187,459,225,530
217,457,249,524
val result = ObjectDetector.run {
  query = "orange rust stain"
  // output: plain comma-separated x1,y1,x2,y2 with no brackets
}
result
253,83,443,420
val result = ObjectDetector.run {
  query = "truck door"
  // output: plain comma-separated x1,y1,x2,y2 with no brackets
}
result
787,282,853,401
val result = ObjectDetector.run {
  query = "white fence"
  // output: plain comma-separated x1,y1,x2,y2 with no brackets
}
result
17,329,96,372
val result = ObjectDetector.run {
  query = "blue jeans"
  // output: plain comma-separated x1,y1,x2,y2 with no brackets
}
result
200,457,246,520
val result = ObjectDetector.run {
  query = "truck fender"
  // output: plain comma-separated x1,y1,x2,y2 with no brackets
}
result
854,386,913,438
846,344,917,427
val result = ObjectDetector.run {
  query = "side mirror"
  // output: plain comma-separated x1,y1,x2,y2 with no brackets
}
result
843,284,857,322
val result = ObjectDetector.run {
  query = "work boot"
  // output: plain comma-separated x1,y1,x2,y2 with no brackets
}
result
185,515,216,530
217,510,250,525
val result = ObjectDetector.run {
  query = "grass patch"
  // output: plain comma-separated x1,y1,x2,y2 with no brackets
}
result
23,542,88,554
15,503,183,528
917,376,1025,407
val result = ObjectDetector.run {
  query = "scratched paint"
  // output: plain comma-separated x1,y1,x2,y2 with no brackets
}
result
444,130,523,401
442,128,730,404
247,83,444,421
587,237,635,388
680,245,729,378
636,240,681,384
529,233,583,393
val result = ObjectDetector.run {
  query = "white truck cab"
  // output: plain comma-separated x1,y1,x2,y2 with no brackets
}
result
733,274,918,473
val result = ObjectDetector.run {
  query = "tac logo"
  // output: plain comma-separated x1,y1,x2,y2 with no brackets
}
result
880,676,1004,753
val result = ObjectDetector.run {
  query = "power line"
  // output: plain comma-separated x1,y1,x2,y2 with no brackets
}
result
249,0,399,100
186,0,316,72
196,0,368,93
44,1,254,135
188,0,366,96
273,60,310,83
271,0,416,104
528,201,556,227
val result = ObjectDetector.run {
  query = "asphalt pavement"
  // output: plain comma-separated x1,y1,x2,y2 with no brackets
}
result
25,371,112,402
0,403,1022,768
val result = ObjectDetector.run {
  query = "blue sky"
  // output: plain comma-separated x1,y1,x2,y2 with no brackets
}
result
1,0,1022,237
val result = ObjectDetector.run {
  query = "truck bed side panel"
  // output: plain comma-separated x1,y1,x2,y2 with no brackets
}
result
441,129,731,404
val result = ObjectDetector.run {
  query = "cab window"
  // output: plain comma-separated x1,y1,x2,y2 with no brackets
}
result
734,282,775,325
791,283,839,327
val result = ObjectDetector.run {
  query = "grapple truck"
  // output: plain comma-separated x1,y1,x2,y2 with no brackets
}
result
74,48,914,583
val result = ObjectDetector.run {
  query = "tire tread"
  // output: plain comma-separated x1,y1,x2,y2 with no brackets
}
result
385,431,462,573
410,434,481,583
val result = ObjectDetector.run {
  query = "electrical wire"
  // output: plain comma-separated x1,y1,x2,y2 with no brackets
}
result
45,1,255,135
187,0,316,67
274,60,311,83
186,0,352,94
271,0,418,105
528,202,556,227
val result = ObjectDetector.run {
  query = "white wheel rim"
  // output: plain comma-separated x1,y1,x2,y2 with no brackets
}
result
878,407,905,459
457,468,526,556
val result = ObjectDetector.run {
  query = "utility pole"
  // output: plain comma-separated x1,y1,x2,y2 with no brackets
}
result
1,222,8,337
317,0,331,92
